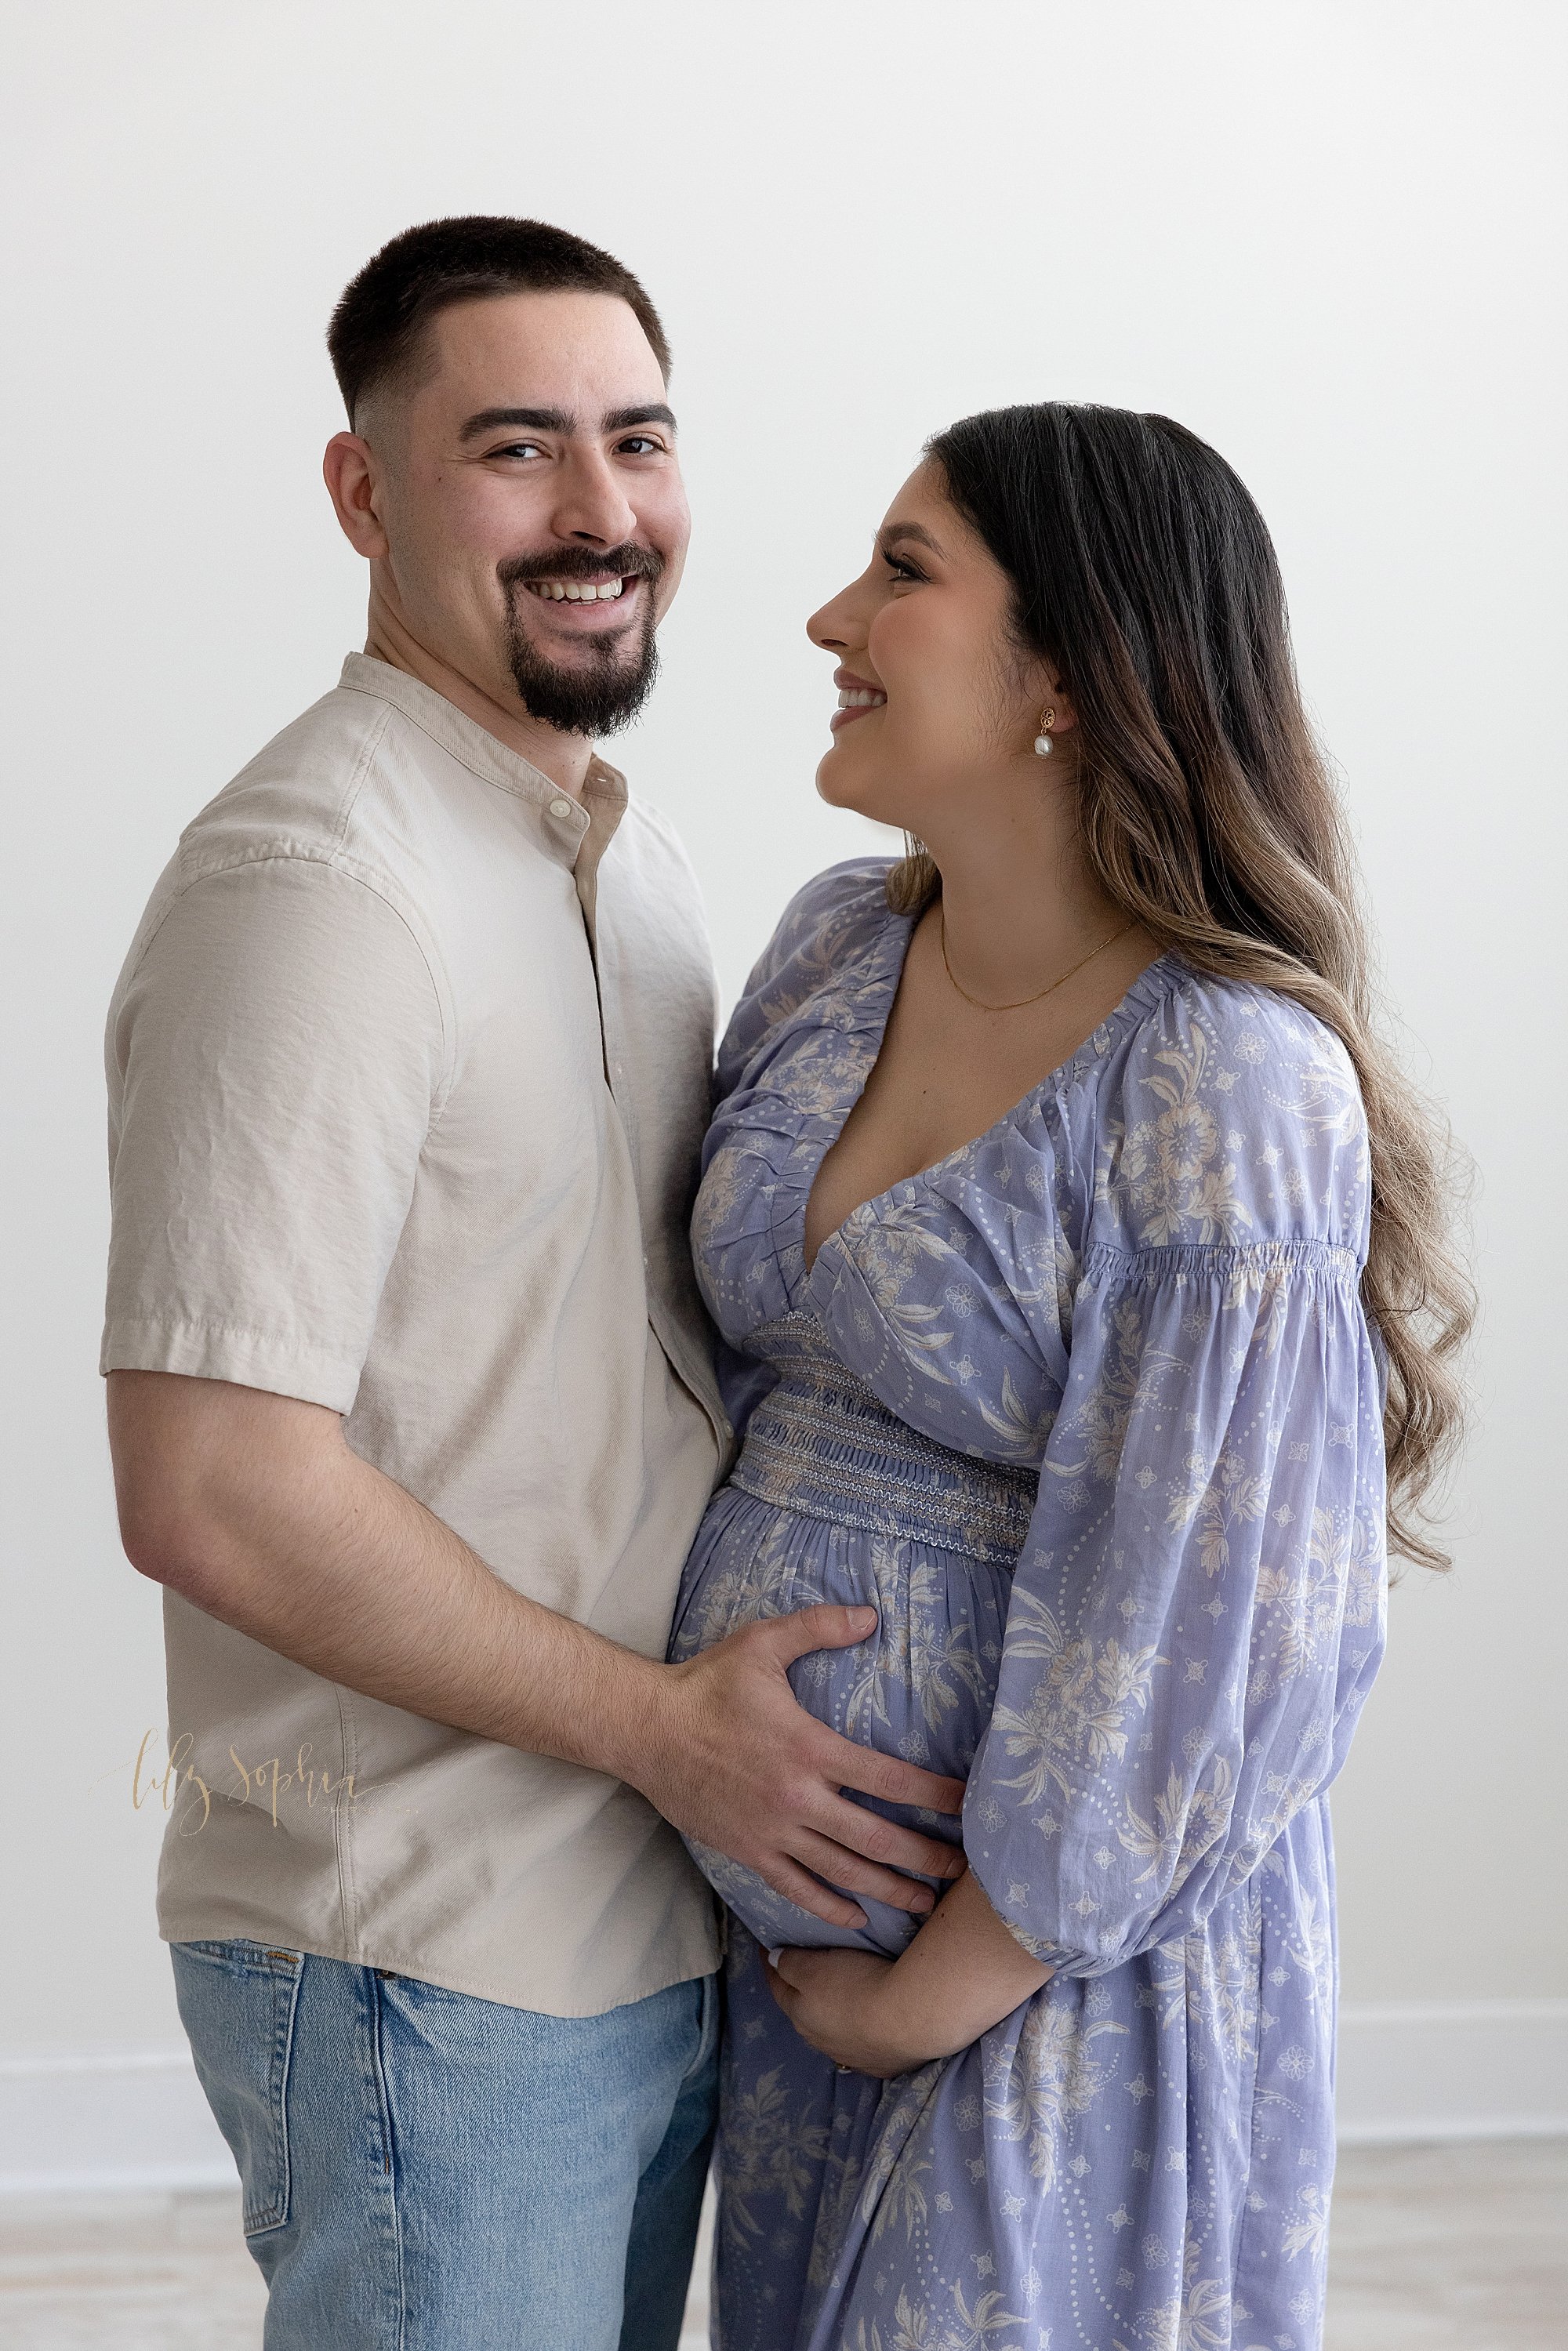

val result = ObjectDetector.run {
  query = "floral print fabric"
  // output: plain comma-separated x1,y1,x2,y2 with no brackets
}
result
670,861,1387,2351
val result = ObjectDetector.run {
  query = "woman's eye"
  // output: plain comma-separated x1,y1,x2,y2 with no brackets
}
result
887,557,924,584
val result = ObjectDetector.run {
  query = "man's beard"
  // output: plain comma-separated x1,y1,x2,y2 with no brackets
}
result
497,543,664,738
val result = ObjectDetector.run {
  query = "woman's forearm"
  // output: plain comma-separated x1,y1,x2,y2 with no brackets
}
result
766,1859,1055,2074
877,1865,1053,2057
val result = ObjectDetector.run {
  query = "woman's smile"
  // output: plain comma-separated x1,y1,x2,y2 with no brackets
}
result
829,666,887,731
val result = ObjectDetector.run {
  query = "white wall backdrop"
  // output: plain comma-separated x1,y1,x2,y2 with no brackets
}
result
3,0,1564,2181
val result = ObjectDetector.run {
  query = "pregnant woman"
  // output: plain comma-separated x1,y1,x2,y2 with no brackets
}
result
669,403,1470,2351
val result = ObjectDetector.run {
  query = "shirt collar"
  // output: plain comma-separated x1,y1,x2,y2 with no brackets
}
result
337,651,628,869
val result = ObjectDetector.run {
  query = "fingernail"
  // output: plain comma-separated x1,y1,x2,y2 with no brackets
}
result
765,1947,783,1968
852,1608,876,1629
913,1893,935,1913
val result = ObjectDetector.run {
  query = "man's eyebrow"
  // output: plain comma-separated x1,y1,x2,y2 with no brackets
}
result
601,404,677,434
878,521,945,556
459,403,677,443
459,407,572,441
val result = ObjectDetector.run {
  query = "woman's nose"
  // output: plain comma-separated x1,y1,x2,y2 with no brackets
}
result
808,586,858,651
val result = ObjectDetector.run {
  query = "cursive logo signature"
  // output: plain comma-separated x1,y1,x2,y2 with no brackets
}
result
130,1731,358,1837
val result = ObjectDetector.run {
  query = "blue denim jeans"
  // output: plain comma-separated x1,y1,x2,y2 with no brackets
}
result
172,1939,719,2351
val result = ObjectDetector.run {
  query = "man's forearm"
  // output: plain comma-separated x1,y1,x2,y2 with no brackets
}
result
109,1370,661,1782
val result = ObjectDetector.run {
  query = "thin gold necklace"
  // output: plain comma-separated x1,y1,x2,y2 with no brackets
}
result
938,910,1135,1014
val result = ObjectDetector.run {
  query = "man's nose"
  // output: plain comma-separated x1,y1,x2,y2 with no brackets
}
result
551,448,638,549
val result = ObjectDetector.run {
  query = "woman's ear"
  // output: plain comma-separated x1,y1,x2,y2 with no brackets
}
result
1044,662,1081,733
1025,666,1078,756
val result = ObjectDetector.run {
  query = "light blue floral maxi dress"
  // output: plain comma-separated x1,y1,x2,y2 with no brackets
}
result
670,861,1387,2351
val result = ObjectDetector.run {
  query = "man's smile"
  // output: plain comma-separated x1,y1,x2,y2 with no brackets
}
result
525,574,629,603
509,566,655,637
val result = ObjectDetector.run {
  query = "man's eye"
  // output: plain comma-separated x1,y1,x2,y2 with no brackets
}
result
617,436,662,455
492,442,545,461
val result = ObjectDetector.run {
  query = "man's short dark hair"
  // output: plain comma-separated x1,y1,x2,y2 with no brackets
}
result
327,216,670,426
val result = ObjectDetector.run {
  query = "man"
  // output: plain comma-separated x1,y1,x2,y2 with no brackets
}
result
101,216,964,2351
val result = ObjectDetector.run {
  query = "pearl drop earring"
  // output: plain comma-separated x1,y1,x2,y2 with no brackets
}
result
1033,708,1057,757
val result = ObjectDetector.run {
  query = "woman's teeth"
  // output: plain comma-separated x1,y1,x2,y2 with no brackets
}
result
837,688,887,708
528,578,626,601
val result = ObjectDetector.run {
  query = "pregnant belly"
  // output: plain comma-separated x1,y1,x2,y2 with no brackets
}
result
668,1480,1016,1959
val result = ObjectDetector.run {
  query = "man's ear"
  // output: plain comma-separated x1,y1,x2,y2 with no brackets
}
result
323,432,390,561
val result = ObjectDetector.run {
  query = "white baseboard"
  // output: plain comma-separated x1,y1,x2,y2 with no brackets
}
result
2,2001,1563,2197
0,2047,236,2198
1335,1998,1568,2144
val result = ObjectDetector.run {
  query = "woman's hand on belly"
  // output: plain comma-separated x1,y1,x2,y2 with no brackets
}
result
764,1946,913,2077
767,1866,1054,2074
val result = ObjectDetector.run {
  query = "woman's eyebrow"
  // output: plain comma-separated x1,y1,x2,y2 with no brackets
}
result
878,521,945,557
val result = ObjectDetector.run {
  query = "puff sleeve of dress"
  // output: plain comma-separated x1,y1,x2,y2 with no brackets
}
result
709,858,898,1107
962,976,1389,1975
697,858,902,1437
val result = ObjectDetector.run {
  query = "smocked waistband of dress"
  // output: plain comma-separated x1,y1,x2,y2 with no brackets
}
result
728,1372,1037,1566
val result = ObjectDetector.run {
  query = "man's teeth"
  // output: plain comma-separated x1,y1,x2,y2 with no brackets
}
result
529,578,627,601
837,688,887,708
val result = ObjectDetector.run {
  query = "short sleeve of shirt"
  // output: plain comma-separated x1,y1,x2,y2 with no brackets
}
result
102,855,449,1412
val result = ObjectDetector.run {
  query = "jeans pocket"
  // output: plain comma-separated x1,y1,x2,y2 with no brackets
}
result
171,1938,303,2236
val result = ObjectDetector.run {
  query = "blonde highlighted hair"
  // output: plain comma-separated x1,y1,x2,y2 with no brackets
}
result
903,403,1472,1569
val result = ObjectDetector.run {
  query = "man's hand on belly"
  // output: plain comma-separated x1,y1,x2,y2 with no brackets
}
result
110,1376,960,1932
617,1605,967,1931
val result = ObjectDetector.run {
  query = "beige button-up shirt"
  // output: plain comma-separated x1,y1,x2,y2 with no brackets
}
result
102,653,728,2015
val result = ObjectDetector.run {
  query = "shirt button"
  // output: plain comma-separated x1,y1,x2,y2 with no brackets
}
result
550,797,572,819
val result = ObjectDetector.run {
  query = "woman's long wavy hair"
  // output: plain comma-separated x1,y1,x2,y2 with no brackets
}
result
893,403,1472,1569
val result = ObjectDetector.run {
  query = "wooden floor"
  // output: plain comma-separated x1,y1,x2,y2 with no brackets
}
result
1320,2138,1566,2351
0,2137,1561,2348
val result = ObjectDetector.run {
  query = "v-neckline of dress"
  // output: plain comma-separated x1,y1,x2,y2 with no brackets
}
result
786,900,1182,1302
